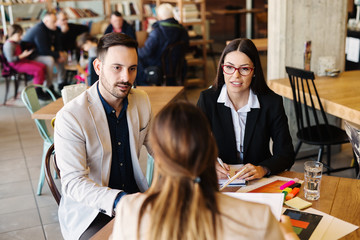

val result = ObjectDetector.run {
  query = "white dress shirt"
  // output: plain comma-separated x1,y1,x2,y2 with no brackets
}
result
217,84,260,161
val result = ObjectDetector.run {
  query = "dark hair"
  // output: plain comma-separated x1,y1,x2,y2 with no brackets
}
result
76,32,98,48
112,11,122,17
7,24,23,37
97,32,138,61
138,101,220,240
213,38,270,95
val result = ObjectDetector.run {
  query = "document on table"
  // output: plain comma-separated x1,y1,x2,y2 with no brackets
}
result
224,192,284,221
218,164,247,187
304,208,359,240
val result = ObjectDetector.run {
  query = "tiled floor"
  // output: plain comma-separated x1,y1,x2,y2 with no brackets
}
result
0,52,357,239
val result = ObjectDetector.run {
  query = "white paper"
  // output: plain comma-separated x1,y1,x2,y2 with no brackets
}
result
304,208,359,240
346,37,360,63
225,192,284,221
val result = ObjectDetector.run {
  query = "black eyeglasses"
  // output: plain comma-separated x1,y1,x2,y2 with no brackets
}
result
221,65,254,76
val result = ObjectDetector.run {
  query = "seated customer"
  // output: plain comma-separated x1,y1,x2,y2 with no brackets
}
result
137,3,189,86
111,101,298,240
197,38,295,181
56,11,89,55
76,32,98,86
21,11,66,96
3,24,49,100
104,11,136,40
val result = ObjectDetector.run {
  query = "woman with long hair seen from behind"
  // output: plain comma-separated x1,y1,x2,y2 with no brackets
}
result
110,101,297,240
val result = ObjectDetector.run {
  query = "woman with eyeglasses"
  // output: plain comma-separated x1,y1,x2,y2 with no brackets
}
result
197,38,295,181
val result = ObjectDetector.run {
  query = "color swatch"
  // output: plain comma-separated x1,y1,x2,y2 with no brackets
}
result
283,209,323,240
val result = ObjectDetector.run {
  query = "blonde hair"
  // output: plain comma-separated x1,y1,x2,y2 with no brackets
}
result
138,101,221,240
156,3,174,20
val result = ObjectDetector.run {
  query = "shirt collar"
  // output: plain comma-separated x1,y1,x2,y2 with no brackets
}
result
97,82,128,115
217,84,260,112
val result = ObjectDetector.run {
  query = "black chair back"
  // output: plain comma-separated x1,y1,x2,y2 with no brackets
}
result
285,66,332,142
161,41,187,86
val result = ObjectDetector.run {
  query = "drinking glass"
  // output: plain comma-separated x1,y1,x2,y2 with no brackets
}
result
304,161,323,201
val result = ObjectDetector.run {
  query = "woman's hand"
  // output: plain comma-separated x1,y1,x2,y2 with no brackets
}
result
236,163,268,180
216,161,230,179
280,215,299,240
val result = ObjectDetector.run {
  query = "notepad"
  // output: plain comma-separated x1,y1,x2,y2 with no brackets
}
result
285,197,312,210
218,178,247,186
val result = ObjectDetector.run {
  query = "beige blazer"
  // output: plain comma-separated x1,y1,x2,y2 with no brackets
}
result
54,83,152,240
110,192,285,240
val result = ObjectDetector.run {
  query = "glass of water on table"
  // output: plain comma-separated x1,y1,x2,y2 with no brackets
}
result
304,161,323,201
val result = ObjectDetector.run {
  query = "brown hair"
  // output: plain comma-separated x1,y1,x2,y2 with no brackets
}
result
76,32,98,48
97,32,137,61
214,38,270,95
138,101,221,240
7,24,23,37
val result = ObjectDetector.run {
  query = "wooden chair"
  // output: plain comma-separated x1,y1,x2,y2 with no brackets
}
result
0,44,28,105
285,66,354,174
44,143,61,205
344,121,360,179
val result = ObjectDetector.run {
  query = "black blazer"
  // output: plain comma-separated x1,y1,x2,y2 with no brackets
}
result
197,87,295,175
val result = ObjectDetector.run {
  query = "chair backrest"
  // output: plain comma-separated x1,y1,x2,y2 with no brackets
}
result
344,121,360,175
285,66,331,139
161,41,187,86
0,44,15,77
45,143,61,204
21,85,56,143
61,83,87,104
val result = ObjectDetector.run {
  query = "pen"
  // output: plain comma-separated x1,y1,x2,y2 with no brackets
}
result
217,157,231,180
219,166,247,191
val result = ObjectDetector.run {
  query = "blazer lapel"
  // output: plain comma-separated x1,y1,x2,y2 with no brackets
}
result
217,103,237,157
243,108,260,158
87,84,112,185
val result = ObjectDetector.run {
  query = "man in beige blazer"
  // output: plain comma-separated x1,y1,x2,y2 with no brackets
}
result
54,33,152,240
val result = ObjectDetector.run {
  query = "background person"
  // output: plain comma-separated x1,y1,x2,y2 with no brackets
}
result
21,11,66,96
54,33,152,240
137,3,189,86
56,11,89,59
3,24,50,100
197,38,295,181
76,32,98,86
104,11,136,40
110,101,297,240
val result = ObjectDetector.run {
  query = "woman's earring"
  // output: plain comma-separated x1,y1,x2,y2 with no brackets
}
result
253,74,256,78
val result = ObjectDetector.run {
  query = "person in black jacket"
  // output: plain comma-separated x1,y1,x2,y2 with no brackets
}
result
104,11,136,40
21,11,66,97
137,3,189,86
197,38,295,181
56,11,89,58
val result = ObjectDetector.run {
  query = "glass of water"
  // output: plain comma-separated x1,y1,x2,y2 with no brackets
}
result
304,161,323,201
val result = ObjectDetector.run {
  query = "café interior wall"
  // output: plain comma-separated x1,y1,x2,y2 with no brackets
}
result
267,0,347,80
267,0,347,154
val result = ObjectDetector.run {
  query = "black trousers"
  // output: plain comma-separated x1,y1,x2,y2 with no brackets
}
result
79,213,113,240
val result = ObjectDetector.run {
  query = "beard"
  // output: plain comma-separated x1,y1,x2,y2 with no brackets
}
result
99,69,132,100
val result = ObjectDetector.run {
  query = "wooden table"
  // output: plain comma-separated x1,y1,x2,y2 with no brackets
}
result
31,86,185,120
268,70,360,126
91,171,360,240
